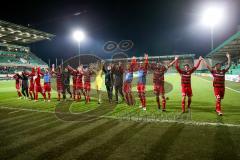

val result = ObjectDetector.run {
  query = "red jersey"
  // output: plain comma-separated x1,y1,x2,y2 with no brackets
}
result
175,60,200,87
13,74,21,85
56,72,63,87
151,64,167,84
68,67,83,85
211,69,227,88
34,74,42,86
83,70,93,83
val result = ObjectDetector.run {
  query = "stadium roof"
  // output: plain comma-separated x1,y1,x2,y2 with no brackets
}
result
0,20,55,45
206,31,240,58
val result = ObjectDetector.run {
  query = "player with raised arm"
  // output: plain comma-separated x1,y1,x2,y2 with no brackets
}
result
68,65,85,101
52,66,64,101
123,56,137,106
27,67,36,100
103,62,114,103
42,66,52,102
34,67,46,102
202,53,231,116
62,67,72,100
150,58,177,111
13,72,22,99
135,54,148,110
92,61,104,104
83,64,94,103
175,56,202,113
112,61,125,103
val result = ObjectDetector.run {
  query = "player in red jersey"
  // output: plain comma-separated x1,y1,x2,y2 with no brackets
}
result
42,66,53,102
134,54,149,110
28,68,36,100
68,66,77,100
123,56,137,105
83,64,94,103
202,53,231,116
175,56,202,113
13,72,22,99
34,67,46,102
52,66,64,101
68,65,85,101
150,58,177,111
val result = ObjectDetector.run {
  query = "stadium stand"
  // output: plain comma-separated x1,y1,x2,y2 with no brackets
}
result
0,20,54,78
200,31,240,82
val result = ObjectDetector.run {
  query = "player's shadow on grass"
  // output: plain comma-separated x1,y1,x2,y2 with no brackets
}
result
213,126,238,160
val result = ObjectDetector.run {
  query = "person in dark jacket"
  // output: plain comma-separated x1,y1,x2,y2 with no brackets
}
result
112,61,125,103
17,71,29,99
103,63,114,103
62,67,72,100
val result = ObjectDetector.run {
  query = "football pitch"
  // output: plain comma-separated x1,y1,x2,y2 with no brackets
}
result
0,74,240,160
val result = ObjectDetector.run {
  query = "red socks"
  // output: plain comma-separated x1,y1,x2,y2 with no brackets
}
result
35,93,38,100
182,100,185,112
216,99,221,112
187,98,191,108
125,94,129,105
156,96,160,108
162,98,166,110
17,91,22,97
48,93,51,100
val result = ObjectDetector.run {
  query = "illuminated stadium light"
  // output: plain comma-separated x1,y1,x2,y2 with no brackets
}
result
201,6,225,51
201,6,224,27
72,30,86,65
73,30,85,42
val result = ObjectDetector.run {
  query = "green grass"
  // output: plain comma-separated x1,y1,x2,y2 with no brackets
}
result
0,75,240,160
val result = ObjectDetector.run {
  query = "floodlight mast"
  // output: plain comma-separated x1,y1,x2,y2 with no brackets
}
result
72,30,85,66
201,6,224,51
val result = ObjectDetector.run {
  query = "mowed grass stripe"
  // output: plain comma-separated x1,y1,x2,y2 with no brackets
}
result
6,119,60,138
57,122,144,160
0,118,106,160
0,111,43,125
105,123,173,160
0,111,50,131
2,114,57,137
11,119,114,160
74,123,146,160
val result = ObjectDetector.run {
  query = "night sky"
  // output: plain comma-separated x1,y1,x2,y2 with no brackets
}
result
1,0,240,63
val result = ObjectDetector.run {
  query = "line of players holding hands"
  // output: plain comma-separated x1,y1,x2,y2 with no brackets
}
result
13,53,231,116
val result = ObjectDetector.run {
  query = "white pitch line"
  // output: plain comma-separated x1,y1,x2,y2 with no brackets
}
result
8,110,22,114
198,76,240,93
1,106,240,127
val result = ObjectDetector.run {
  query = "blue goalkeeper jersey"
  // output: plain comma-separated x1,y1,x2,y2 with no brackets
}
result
137,69,146,84
124,72,133,83
43,73,51,83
